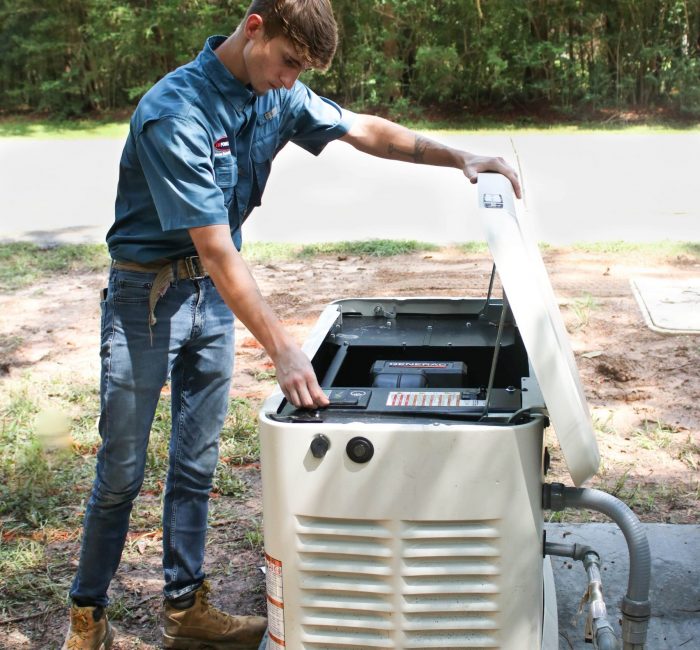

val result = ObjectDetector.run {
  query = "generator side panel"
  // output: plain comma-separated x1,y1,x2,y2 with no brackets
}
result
259,418,545,650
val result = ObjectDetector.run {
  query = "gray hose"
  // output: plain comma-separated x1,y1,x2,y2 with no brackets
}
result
562,487,650,600
596,625,619,650
543,484,651,650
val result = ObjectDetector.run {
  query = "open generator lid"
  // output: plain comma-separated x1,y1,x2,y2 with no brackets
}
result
477,173,600,486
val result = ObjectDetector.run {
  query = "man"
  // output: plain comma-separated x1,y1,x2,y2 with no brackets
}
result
63,0,521,648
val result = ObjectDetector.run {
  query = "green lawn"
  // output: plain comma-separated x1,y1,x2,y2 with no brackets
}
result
1,115,698,139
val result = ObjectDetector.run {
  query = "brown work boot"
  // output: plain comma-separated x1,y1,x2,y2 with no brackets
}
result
61,604,114,649
163,581,267,649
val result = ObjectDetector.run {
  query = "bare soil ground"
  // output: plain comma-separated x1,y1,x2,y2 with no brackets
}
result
0,246,698,648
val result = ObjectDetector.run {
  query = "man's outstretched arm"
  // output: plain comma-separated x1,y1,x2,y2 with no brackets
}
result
189,224,329,410
339,114,522,199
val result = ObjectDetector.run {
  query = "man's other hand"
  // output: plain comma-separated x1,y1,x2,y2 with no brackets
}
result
462,154,522,199
274,344,330,409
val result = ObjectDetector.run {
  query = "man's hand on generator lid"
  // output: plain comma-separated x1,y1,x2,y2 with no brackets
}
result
461,153,522,199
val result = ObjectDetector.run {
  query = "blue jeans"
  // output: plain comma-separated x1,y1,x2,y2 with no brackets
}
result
70,267,235,606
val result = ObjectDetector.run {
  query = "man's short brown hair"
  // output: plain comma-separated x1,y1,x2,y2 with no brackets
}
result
245,0,338,70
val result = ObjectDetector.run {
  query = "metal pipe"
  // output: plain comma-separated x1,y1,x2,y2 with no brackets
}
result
543,484,651,650
544,542,620,649
478,263,497,317
582,551,620,650
481,292,509,417
320,341,349,387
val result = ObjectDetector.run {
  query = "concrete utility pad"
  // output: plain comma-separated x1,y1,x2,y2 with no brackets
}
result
547,523,699,649
631,277,700,334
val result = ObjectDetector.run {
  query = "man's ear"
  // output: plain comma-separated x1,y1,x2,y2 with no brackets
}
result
244,14,264,40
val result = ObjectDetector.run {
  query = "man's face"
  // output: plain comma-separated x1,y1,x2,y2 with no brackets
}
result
243,17,307,95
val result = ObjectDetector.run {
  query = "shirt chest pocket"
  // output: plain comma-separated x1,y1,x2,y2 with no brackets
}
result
251,107,281,161
250,109,280,195
214,154,237,208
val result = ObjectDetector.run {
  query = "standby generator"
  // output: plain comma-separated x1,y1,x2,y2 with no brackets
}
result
257,173,650,650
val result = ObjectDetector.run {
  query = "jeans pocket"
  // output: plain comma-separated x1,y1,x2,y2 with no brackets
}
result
114,278,152,304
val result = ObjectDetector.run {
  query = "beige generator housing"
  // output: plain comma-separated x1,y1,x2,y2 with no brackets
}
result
258,173,600,649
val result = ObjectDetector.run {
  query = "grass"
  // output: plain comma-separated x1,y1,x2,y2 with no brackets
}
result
0,242,109,292
241,242,300,263
0,240,697,294
570,240,700,258
457,242,490,254
2,114,699,140
591,409,616,436
0,117,129,139
0,539,71,618
244,524,264,551
405,121,700,134
0,240,440,293
0,380,261,530
632,419,681,451
298,239,438,257
677,434,699,471
243,238,440,260
569,294,598,329
0,377,260,619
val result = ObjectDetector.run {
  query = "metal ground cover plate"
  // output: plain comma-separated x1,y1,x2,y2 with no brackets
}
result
631,277,700,334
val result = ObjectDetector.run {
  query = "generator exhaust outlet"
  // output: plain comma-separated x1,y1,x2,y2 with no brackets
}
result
543,483,651,650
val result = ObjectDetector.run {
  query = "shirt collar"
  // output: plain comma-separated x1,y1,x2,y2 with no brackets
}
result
198,35,255,112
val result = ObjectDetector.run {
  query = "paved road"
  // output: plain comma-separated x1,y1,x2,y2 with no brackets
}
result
0,133,698,245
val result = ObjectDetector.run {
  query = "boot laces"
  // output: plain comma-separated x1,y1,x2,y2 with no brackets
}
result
67,609,93,647
199,582,232,626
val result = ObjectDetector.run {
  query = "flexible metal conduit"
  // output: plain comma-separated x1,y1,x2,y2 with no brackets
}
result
543,483,651,650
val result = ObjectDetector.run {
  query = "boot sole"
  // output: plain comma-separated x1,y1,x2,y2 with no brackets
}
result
162,632,261,650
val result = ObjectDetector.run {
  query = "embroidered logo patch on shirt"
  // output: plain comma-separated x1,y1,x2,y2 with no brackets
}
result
214,137,230,156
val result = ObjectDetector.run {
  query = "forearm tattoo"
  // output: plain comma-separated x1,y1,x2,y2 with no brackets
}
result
388,135,430,163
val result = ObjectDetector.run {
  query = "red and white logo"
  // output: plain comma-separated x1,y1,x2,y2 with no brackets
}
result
214,137,230,156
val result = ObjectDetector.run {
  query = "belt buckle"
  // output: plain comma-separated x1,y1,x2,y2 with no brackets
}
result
184,256,206,280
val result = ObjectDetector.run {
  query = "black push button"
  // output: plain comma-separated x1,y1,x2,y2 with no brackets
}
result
326,389,371,409
346,437,374,463
310,434,330,458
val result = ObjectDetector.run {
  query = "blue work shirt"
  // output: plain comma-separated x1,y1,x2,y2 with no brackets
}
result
107,35,356,263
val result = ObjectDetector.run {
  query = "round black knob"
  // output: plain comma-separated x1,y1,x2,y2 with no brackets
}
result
310,434,330,458
346,437,374,464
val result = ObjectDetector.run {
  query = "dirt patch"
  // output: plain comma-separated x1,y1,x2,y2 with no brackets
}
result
0,247,698,648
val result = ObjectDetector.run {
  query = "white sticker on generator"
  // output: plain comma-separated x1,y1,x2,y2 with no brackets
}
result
267,605,285,646
265,553,285,644
268,634,285,650
265,553,284,601
386,391,485,408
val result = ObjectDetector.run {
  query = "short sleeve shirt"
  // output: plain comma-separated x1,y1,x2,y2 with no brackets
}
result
107,35,356,263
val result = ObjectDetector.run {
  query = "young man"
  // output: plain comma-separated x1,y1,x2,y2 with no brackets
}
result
63,1,521,648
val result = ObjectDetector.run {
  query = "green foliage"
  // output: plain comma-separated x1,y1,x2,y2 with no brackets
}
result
0,243,109,291
0,377,260,617
0,380,259,530
1,1,698,118
299,239,438,257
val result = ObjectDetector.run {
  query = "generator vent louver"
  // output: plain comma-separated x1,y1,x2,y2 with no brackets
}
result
297,515,394,648
296,516,502,649
401,520,501,649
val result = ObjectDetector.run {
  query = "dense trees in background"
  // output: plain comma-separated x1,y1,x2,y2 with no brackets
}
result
1,0,698,118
